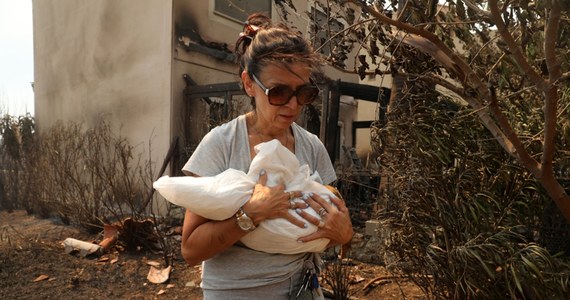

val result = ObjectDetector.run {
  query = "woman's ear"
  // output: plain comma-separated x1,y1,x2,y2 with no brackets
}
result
241,71,255,97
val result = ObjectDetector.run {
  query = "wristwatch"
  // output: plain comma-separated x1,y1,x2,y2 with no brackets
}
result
235,207,256,232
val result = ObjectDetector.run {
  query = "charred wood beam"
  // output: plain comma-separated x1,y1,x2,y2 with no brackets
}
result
325,80,341,163
183,81,243,100
352,120,374,147
178,40,236,62
183,74,213,105
339,81,390,104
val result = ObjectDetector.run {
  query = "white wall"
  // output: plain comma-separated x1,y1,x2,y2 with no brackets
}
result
32,0,365,177
33,0,173,169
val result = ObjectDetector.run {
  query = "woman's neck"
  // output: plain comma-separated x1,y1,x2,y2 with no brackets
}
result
247,112,288,139
246,112,294,155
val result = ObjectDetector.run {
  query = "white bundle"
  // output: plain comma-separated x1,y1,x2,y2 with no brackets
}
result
153,139,336,254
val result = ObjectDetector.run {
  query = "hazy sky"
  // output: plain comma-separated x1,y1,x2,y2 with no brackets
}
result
0,0,34,116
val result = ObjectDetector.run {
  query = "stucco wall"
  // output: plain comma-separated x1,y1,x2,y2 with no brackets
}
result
32,0,365,179
33,0,173,172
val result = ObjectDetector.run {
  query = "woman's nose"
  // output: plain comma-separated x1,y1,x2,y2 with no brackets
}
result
285,95,300,108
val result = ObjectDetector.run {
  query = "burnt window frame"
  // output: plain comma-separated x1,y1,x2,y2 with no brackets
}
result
213,0,272,23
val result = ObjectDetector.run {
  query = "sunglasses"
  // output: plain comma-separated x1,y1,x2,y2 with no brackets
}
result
250,73,320,106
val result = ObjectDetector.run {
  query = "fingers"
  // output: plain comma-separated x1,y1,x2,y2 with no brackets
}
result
312,192,333,208
288,199,296,210
287,191,303,200
257,169,267,186
296,192,346,230
285,190,306,210
303,192,334,216
294,208,325,243
284,191,309,228
289,199,308,210
295,208,322,227
316,207,328,218
296,193,354,245
284,212,307,228
330,195,349,213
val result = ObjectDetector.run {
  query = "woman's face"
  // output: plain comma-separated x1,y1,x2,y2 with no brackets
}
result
243,62,313,131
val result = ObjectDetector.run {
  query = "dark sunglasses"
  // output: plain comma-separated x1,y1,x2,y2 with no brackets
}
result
250,73,320,106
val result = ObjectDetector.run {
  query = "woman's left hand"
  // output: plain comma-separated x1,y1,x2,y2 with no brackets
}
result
296,193,353,246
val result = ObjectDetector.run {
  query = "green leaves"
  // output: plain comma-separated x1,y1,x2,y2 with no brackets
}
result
375,87,570,297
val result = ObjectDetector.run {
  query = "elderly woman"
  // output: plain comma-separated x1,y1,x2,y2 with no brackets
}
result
180,13,353,299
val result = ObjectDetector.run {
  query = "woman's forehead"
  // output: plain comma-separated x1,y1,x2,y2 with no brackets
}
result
258,64,311,88
258,62,312,78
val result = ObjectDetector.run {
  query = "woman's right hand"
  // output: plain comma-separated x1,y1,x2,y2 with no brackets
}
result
295,193,353,246
242,170,308,228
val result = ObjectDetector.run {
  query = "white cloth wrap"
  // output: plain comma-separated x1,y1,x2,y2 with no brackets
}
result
153,139,336,254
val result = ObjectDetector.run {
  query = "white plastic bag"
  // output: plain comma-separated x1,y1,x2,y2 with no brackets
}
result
153,139,337,254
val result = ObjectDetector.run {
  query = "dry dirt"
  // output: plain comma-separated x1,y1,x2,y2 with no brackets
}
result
0,210,425,299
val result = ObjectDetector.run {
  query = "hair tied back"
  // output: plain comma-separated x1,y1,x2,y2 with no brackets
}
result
239,22,260,40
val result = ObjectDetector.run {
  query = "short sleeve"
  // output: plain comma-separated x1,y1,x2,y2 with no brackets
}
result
311,135,337,184
182,129,227,177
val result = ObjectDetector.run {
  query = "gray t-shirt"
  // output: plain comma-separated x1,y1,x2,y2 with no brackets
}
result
182,114,336,290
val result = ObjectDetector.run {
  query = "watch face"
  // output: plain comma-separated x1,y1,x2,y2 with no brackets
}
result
237,210,255,231
238,217,254,231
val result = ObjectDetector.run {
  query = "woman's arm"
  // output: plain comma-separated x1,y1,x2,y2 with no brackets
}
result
180,171,308,266
181,209,247,266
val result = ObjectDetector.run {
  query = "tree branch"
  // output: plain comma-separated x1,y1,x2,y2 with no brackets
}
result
347,0,531,162
314,18,377,53
488,85,541,174
469,34,499,65
350,0,492,98
462,0,491,18
501,0,512,13
396,0,410,22
327,62,391,76
405,72,464,96
403,72,522,159
544,2,562,82
488,0,546,89
541,2,563,178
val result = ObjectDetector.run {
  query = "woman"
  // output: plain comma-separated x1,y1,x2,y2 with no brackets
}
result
181,13,353,299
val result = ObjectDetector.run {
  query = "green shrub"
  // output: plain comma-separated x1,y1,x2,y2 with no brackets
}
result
374,82,570,298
